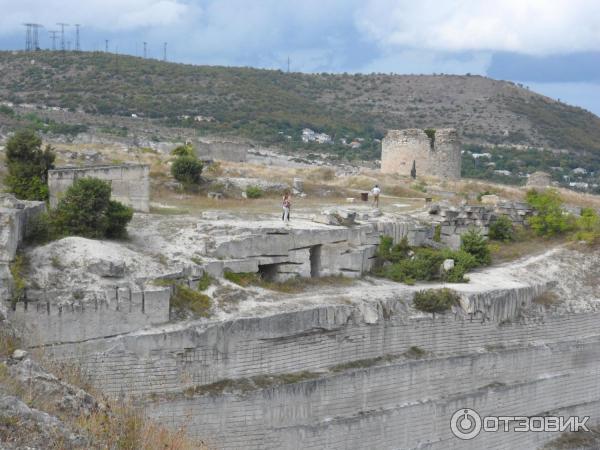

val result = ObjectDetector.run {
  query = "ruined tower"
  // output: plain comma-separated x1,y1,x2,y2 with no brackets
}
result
381,128,461,179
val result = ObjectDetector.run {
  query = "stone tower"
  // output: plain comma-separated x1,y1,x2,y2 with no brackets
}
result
381,128,461,180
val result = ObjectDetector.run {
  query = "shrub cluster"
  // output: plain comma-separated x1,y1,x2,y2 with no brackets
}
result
460,229,491,265
245,185,263,199
375,236,484,284
26,178,133,243
171,155,203,185
413,288,460,314
488,215,514,241
526,189,573,236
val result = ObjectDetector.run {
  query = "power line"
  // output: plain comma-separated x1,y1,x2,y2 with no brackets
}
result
105,39,109,52
23,24,33,51
31,24,43,50
163,42,167,61
57,23,69,51
143,41,147,58
48,30,59,51
74,24,81,51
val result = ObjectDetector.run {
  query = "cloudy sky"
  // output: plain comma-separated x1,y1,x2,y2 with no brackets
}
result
1,0,599,115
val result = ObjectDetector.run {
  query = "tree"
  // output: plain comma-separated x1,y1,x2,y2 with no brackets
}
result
526,189,572,236
51,178,133,239
5,129,55,200
171,155,203,184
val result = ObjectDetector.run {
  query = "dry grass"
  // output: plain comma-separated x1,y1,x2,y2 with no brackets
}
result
224,272,356,293
533,290,562,307
78,404,207,450
489,230,566,264
0,339,206,450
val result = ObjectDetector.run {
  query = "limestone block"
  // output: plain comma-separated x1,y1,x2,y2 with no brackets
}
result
292,178,304,192
222,259,259,274
442,259,455,272
204,261,224,278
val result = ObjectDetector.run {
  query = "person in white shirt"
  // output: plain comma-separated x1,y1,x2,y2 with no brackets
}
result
371,184,381,208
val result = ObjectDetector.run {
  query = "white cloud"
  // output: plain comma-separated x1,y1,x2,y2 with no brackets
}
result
355,0,600,55
0,0,191,33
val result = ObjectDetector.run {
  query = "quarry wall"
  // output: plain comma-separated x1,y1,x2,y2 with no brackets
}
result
48,164,150,212
40,293,600,449
381,128,461,179
144,338,600,449
7,287,170,345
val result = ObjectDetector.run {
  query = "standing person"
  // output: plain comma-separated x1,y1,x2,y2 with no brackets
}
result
371,184,381,208
282,192,291,223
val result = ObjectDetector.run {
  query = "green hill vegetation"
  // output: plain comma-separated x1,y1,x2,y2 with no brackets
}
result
1,51,600,163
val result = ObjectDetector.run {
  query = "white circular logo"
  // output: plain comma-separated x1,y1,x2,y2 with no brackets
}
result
450,408,482,440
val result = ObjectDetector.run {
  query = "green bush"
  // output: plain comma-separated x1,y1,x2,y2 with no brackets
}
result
413,288,460,314
489,215,514,241
377,246,474,284
574,207,600,243
245,185,263,199
105,200,134,239
5,129,55,200
526,189,573,236
171,285,212,317
51,178,133,239
171,144,195,157
460,229,491,265
171,155,203,184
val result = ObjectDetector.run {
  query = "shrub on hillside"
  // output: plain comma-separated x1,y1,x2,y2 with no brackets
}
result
171,144,195,157
489,215,514,242
51,178,133,239
5,129,55,200
574,207,600,243
245,185,263,199
460,229,491,265
526,189,573,236
171,155,203,184
375,236,478,284
413,288,460,314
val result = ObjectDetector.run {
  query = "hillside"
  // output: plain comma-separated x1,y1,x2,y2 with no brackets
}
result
1,51,600,161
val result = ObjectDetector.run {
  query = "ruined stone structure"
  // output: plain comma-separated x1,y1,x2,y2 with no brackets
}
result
527,171,552,188
381,128,461,179
427,201,534,248
196,140,248,162
48,164,150,212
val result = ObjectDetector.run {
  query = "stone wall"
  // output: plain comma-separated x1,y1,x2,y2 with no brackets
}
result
48,164,150,212
8,287,170,345
381,129,461,180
